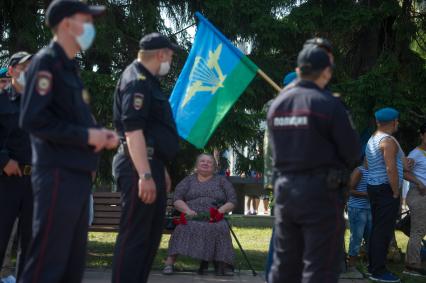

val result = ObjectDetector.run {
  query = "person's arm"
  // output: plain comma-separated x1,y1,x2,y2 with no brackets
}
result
125,130,156,204
404,171,426,195
330,102,361,169
381,138,400,198
119,78,157,204
165,167,172,193
174,200,197,216
0,121,21,176
218,177,237,214
218,202,234,214
172,177,197,216
349,168,367,197
19,54,107,150
403,157,414,172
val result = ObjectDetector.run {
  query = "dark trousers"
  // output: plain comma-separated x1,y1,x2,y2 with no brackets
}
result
112,157,166,283
0,174,33,279
367,184,400,276
19,167,91,283
269,173,345,283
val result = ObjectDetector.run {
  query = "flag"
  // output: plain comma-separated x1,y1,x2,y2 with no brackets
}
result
169,12,259,149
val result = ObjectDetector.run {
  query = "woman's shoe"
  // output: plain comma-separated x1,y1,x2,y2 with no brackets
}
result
162,264,174,275
215,261,234,276
197,260,209,275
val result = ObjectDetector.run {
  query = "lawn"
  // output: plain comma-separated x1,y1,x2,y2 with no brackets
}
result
87,228,425,282
87,227,271,272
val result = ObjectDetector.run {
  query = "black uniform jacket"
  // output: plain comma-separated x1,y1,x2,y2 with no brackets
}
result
20,41,99,172
113,60,179,163
267,80,360,173
0,88,31,170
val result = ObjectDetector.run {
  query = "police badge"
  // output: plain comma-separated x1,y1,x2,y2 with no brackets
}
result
133,93,144,110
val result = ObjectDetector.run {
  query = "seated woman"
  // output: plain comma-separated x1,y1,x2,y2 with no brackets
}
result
163,153,237,275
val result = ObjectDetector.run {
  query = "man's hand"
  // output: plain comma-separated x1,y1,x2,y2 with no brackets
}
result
3,159,22,176
406,158,415,171
88,128,108,152
138,177,156,204
103,129,119,150
165,168,172,193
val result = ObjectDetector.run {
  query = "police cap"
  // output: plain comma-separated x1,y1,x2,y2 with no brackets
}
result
139,33,180,52
297,46,331,73
8,51,32,67
304,37,333,53
375,107,399,122
46,0,106,28
0,67,10,79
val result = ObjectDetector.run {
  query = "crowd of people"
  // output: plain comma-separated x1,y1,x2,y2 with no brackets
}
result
265,39,426,283
1,1,425,283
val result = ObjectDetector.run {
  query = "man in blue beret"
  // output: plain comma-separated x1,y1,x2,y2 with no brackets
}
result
365,107,408,282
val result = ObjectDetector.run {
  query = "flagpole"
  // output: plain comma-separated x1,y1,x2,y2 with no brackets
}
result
257,69,282,93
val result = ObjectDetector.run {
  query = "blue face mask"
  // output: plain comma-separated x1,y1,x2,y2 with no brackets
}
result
75,23,96,51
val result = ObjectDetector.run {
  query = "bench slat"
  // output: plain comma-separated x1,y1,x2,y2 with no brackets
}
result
94,205,121,211
93,199,121,205
93,192,121,198
92,218,121,225
94,211,121,218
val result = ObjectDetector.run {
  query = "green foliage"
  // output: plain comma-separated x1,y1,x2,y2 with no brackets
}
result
1,0,425,186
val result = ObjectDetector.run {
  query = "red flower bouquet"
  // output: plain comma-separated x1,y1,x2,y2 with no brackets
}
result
172,207,225,226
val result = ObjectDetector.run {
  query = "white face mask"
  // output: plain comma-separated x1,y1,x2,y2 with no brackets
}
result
71,21,96,51
158,61,171,76
17,71,26,88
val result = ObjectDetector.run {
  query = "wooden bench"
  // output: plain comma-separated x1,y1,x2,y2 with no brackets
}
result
89,192,172,234
89,192,121,232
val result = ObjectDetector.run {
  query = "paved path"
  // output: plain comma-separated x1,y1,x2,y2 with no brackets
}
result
83,270,368,283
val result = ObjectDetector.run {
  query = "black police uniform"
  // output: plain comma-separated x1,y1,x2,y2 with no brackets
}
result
18,41,99,283
267,79,360,283
112,60,179,283
0,87,33,279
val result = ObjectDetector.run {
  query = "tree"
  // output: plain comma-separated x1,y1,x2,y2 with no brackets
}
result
1,0,425,187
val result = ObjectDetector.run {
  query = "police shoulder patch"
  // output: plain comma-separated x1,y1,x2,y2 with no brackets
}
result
36,71,52,96
133,93,144,110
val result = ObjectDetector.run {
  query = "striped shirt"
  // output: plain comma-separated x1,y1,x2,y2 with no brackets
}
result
348,166,370,209
365,132,404,186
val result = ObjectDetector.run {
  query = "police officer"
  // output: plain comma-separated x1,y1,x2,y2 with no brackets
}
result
112,32,180,283
18,1,118,282
267,45,360,283
0,52,33,280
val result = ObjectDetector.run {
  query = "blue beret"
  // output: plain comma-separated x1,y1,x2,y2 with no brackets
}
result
0,67,10,79
283,71,297,86
375,107,399,122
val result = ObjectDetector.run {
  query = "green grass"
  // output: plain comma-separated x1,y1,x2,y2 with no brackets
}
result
87,228,425,282
87,227,272,272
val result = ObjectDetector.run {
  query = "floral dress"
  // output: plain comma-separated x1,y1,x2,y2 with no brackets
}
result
167,174,237,264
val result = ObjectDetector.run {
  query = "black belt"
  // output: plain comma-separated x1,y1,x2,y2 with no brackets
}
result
118,143,154,160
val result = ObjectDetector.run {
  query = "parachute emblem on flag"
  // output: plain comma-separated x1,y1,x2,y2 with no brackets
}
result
181,44,227,108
